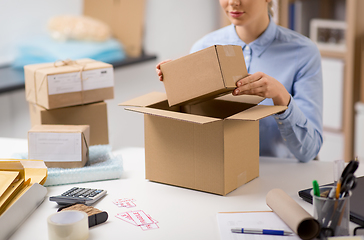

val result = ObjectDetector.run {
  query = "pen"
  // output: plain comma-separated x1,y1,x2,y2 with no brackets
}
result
231,228,293,236
312,180,320,197
335,181,341,199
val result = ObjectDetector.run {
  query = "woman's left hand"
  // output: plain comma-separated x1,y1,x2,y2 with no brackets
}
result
233,72,291,106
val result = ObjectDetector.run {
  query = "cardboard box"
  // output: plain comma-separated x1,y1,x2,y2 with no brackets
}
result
120,92,286,195
28,125,90,168
84,0,145,57
29,101,109,146
24,58,114,110
160,45,248,107
0,160,47,240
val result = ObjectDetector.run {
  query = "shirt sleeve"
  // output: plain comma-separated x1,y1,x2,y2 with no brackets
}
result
274,44,323,162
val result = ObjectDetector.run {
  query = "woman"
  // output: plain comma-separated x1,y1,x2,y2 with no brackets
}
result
156,0,323,162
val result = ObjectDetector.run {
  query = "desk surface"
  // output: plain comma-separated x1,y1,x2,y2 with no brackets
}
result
1,138,363,240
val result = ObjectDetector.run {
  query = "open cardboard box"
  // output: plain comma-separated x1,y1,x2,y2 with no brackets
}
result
120,92,287,195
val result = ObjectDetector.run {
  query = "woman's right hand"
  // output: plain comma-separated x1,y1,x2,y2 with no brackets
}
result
156,59,172,81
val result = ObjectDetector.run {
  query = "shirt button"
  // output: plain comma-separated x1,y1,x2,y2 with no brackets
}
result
278,122,282,125
245,45,250,50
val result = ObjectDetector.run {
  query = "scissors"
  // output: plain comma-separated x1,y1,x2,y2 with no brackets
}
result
339,159,359,183
340,173,357,197
336,159,359,198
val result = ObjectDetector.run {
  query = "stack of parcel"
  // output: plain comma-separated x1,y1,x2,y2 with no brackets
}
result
24,58,114,168
119,45,287,195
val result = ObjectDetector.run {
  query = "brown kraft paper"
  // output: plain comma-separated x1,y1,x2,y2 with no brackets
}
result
266,188,320,240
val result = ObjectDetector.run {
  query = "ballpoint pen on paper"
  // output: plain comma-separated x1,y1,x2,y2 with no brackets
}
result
231,228,293,236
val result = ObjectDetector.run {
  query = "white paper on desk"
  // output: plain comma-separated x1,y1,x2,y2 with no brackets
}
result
217,212,300,240
28,132,82,162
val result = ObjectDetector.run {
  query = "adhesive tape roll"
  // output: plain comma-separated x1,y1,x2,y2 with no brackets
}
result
48,210,89,240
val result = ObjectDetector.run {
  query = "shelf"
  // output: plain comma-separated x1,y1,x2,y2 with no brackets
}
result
0,54,157,94
277,0,364,161
319,50,346,59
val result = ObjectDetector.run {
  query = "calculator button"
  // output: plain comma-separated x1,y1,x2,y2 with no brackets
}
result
74,188,90,197
82,189,94,197
61,187,78,196
80,189,92,197
88,190,101,197
71,188,85,196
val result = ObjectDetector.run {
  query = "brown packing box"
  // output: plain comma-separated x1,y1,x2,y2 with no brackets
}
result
160,45,248,107
29,101,109,146
28,125,90,168
84,0,145,57
119,92,287,195
24,58,114,110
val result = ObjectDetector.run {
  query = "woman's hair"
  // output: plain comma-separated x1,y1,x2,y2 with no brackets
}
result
268,1,274,17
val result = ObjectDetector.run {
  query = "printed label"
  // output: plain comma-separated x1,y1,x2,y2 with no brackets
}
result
127,210,154,226
28,132,82,162
116,213,138,226
47,67,114,95
113,198,137,208
140,223,159,231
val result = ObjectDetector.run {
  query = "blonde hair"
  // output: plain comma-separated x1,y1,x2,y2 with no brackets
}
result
268,1,274,17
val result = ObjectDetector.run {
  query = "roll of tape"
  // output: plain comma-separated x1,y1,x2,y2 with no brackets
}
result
48,210,89,240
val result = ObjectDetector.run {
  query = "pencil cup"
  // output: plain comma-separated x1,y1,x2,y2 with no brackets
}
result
312,187,350,236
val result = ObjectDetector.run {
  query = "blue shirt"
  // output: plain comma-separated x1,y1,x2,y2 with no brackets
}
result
190,19,323,162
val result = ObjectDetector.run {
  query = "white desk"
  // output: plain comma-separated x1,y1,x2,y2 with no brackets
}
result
1,138,363,240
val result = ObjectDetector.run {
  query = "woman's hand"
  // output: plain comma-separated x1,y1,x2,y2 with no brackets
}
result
156,59,172,81
233,72,291,106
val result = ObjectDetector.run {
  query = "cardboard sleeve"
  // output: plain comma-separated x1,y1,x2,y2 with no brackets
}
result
266,188,320,240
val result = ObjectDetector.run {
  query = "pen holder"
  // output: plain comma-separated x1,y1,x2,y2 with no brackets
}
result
312,187,351,237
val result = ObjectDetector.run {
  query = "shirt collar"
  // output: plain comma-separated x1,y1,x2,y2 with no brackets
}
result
230,16,277,57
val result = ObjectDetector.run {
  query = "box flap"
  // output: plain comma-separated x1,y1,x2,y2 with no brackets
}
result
29,125,89,133
125,107,221,124
119,92,167,107
216,94,265,105
227,105,287,121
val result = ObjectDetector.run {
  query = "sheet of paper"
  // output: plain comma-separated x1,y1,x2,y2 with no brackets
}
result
47,67,114,95
217,212,300,240
28,132,82,162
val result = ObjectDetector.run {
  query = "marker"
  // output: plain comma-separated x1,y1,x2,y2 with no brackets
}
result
312,180,320,197
231,228,293,236
336,181,341,199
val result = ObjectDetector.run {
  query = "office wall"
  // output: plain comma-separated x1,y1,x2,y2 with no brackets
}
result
144,0,221,60
0,0,220,66
0,0,83,65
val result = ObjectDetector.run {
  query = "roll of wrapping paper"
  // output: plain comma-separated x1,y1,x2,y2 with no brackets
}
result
266,189,320,240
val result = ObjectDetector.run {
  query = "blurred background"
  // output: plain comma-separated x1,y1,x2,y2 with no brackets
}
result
0,0,364,162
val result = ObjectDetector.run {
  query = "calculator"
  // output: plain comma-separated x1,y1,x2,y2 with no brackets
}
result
49,187,107,205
